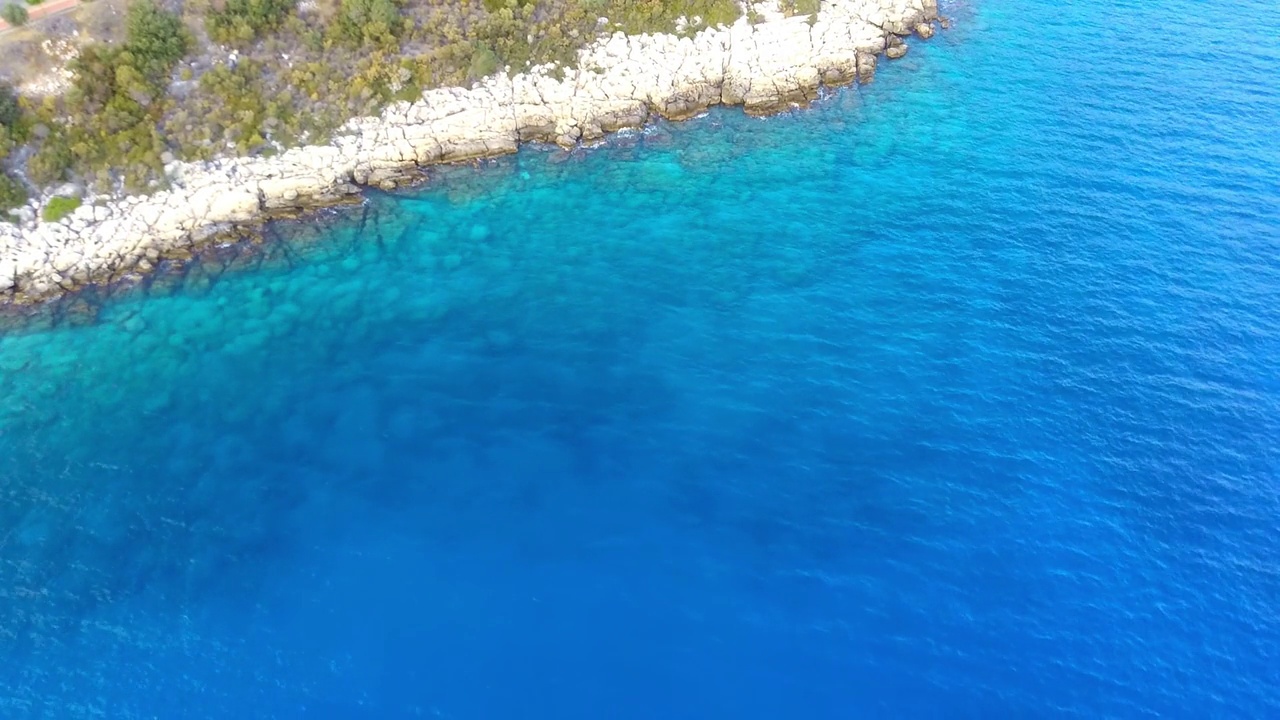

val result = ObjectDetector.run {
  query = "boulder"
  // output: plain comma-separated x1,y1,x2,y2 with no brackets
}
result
53,182,85,199
856,52,878,83
205,188,261,223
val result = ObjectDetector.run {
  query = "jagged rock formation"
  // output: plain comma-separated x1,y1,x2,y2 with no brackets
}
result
0,0,939,304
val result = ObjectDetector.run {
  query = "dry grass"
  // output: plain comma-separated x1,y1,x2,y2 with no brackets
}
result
79,0,133,44
0,0,130,85
0,33,53,85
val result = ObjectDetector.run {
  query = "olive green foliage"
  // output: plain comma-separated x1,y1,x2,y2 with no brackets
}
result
780,0,818,17
41,195,81,222
0,83,22,160
122,0,192,77
329,0,402,48
172,60,290,156
25,122,73,186
468,45,500,79
0,173,24,217
0,84,20,131
482,0,532,11
608,0,740,35
27,0,190,190
0,82,25,216
207,0,296,45
1,3,29,26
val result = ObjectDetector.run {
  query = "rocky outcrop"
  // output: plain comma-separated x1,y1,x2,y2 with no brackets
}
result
0,0,939,306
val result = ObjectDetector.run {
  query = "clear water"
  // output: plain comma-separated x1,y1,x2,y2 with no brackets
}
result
3,0,1280,717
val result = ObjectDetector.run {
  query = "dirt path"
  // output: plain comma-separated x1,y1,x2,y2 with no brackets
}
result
0,0,82,34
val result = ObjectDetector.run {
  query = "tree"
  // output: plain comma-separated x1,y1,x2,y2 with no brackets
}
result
0,172,27,216
1,3,29,26
123,0,191,78
36,0,191,191
206,0,295,45
0,83,20,130
0,85,20,158
330,0,402,48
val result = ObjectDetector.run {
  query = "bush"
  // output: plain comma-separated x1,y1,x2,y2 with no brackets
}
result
25,0,190,191
41,195,82,222
780,0,819,17
329,0,403,48
26,129,73,185
0,84,21,130
0,172,25,217
607,0,740,34
124,0,191,77
193,60,273,152
207,0,295,45
1,3,29,26
468,44,499,80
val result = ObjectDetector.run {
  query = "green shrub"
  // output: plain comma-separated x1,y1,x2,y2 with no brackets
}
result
41,195,81,223
0,83,19,130
330,0,403,48
26,0,190,191
1,3,29,26
482,0,532,12
192,60,274,152
26,130,72,185
781,0,819,17
123,0,191,77
207,0,295,45
469,44,500,80
606,0,740,35
0,172,25,217
0,126,12,160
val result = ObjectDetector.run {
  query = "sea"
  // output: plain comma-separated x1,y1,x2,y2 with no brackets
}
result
1,0,1278,717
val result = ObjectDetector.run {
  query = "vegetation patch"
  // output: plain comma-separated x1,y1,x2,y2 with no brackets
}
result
780,0,820,17
41,195,81,223
611,0,740,35
1,3,29,26
26,0,190,190
206,0,297,46
3,0,744,202
0,82,26,218
0,173,25,219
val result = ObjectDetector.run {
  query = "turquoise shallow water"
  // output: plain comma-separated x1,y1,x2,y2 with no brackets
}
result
3,0,1280,717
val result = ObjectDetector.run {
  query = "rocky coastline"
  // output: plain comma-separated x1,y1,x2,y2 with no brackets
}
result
0,0,939,306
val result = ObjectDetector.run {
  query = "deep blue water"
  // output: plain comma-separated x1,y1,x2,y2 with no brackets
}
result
3,0,1280,717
